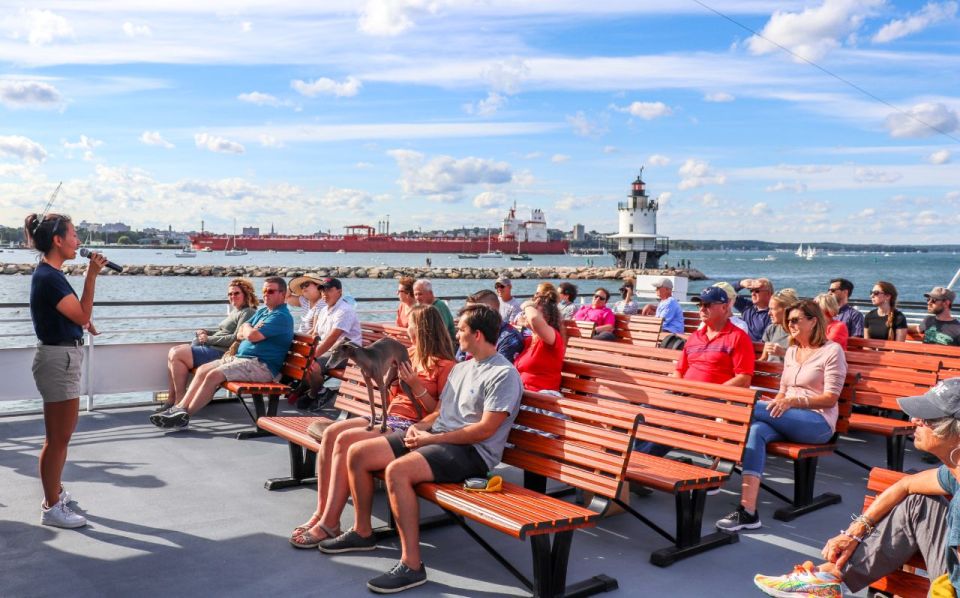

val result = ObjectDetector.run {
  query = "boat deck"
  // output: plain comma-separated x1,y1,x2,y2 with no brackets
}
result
0,401,925,597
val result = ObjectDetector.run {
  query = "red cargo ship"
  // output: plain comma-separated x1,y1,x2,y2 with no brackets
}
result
190,225,568,255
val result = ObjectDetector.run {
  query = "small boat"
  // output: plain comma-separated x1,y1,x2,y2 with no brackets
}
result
805,246,817,260
336,249,346,254
479,234,502,258
200,247,213,253
458,253,480,259
509,254,532,262
296,249,304,254
795,243,804,258
174,245,196,258
224,220,248,256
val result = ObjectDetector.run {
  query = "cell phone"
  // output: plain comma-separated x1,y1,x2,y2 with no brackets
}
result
463,477,488,490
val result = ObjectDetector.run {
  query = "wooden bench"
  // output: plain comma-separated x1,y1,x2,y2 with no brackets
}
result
613,314,663,346
222,333,318,439
863,468,929,598
557,360,759,565
259,364,642,596
563,319,596,339
848,336,960,384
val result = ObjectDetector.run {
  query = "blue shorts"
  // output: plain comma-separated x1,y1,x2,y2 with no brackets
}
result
190,345,223,367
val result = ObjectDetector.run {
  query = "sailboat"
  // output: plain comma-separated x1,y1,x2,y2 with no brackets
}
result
805,246,817,260
224,219,248,256
509,237,532,261
175,244,197,258
795,243,804,258
479,232,502,258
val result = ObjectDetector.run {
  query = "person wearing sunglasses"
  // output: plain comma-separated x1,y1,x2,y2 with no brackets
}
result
573,287,617,341
814,292,849,350
152,276,294,430
827,278,864,338
864,280,907,342
733,277,775,342
718,300,846,534
162,278,258,411
25,211,108,529
394,276,416,328
910,286,960,347
754,377,960,598
759,288,799,362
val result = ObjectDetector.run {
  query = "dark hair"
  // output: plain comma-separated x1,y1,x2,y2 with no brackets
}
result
830,278,854,294
24,213,71,255
558,282,578,302
874,280,899,340
264,276,287,294
594,287,611,301
458,304,501,345
787,299,828,347
466,289,500,311
533,282,563,335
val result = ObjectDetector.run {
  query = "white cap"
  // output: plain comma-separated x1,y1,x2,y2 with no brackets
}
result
652,278,673,289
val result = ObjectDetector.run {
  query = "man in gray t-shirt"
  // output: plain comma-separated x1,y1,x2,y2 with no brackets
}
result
325,304,522,593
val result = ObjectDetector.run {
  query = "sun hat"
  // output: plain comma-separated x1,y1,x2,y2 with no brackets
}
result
288,275,325,296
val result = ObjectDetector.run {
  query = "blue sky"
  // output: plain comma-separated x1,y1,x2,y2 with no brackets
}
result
0,0,957,243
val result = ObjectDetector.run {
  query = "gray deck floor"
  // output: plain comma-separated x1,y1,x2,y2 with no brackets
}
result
0,401,928,597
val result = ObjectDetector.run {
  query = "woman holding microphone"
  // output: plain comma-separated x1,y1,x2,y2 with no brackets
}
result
25,212,107,529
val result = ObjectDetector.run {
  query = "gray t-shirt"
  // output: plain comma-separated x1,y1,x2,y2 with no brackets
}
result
499,297,522,323
432,352,523,469
761,323,791,362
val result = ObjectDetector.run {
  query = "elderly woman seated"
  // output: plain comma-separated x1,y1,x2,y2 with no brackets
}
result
161,278,258,410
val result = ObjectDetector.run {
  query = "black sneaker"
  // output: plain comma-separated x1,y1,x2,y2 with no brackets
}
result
149,407,177,428
716,506,761,531
367,561,427,594
158,407,190,430
295,394,318,411
317,529,378,554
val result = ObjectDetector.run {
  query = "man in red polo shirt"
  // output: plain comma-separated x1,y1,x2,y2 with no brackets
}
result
678,286,755,386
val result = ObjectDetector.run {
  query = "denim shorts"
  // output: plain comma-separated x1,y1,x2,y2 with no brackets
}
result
190,345,223,368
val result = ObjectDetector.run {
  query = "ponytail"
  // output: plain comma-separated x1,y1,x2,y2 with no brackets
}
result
24,212,71,255
874,280,899,340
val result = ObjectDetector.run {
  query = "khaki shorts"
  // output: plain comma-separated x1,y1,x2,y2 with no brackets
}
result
215,355,276,383
32,344,83,403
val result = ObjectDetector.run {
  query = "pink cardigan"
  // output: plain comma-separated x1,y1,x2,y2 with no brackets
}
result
779,341,848,431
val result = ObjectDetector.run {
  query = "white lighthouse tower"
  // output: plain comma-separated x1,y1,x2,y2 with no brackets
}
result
609,168,669,269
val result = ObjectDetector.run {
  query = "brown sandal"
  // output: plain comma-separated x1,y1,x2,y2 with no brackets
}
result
291,513,322,537
289,523,339,549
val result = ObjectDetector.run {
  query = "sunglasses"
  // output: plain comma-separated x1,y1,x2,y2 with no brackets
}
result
870,290,886,297
828,287,843,293
593,294,608,301
750,288,770,294
495,284,506,289
787,316,811,326
263,289,281,295
928,298,944,304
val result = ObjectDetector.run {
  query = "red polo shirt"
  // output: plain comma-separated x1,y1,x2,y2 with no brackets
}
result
677,320,755,384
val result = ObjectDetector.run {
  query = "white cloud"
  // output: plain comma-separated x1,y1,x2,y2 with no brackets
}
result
241,21,253,33
0,135,47,163
929,149,952,164
914,210,940,226
0,80,62,108
511,169,534,187
873,1,958,44
566,111,605,137
238,91,283,107
698,192,719,207
523,152,542,159
947,191,960,202
483,57,529,95
551,154,570,164
473,191,508,209
140,131,175,149
62,135,102,161
704,91,735,103
553,193,595,211
885,102,960,138
613,101,673,120
258,134,282,148
765,181,808,193
751,202,770,216
858,207,876,218
648,154,671,167
677,159,727,190
6,9,74,46
658,191,673,206
291,76,362,98
777,163,833,174
317,186,381,211
464,91,506,116
194,133,245,155
854,167,902,183
122,22,153,38
387,149,512,198
602,145,618,154
358,0,446,36
746,0,884,62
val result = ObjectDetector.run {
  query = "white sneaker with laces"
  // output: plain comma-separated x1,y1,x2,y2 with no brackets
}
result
59,487,73,505
41,500,87,529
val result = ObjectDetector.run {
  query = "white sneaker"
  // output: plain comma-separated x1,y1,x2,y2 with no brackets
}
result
59,487,73,504
41,500,87,529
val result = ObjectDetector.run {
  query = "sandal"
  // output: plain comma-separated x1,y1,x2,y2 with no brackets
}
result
290,523,339,549
291,512,322,538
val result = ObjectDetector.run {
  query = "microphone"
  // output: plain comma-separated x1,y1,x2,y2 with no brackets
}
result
79,248,123,273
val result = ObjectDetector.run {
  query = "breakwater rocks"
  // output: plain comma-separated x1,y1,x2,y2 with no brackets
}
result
0,262,707,281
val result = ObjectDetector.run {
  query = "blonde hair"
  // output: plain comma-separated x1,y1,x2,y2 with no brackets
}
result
814,292,840,318
408,304,455,371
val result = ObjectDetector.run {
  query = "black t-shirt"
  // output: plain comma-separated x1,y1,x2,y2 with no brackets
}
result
864,308,908,340
30,262,83,344
920,316,960,346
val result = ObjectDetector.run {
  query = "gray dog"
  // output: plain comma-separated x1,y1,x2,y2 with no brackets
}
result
329,338,416,433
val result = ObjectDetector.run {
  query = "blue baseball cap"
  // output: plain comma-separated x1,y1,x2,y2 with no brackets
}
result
692,286,729,306
898,378,960,420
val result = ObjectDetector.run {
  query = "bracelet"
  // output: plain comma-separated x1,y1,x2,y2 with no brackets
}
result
414,387,429,398
840,529,864,543
851,513,876,535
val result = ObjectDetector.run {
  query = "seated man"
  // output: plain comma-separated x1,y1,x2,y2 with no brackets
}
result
454,289,523,363
641,277,684,334
557,282,579,321
150,276,294,430
300,277,363,409
573,287,618,341
413,279,456,341
733,277,774,341
316,304,523,594
494,276,522,323
829,277,865,338
910,286,960,346
753,378,960,598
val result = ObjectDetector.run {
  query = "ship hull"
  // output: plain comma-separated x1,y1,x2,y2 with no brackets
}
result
190,234,569,255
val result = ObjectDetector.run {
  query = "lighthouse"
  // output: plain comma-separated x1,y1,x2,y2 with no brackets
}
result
609,168,669,269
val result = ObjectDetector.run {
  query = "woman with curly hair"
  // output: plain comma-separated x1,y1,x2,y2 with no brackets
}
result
162,278,258,410
515,282,567,393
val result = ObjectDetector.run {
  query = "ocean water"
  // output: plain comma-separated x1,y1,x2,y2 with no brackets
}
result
1,247,956,349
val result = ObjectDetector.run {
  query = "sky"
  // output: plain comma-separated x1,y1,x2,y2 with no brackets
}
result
0,0,957,243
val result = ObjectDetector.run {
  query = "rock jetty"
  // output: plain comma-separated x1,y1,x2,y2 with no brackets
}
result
0,262,707,281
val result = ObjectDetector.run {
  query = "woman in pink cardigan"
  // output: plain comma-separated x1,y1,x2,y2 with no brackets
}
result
716,300,848,532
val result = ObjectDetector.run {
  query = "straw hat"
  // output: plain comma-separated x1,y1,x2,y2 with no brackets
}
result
289,275,325,296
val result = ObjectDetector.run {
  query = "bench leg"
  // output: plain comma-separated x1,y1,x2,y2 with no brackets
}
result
772,457,841,521
886,436,906,472
647,489,738,567
265,442,318,491
237,393,272,440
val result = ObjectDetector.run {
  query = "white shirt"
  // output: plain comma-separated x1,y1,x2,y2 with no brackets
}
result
314,297,363,346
